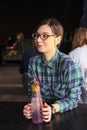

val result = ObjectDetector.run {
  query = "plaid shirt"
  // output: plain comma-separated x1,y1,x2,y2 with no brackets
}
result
27,50,84,113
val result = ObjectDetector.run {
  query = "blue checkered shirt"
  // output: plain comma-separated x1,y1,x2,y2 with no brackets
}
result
27,50,84,113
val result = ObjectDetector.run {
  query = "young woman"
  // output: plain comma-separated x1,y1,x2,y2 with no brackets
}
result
23,18,84,122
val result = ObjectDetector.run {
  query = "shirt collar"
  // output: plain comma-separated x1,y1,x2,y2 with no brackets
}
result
42,49,59,68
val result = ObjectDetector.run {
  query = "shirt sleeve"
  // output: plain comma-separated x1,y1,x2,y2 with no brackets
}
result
56,59,84,113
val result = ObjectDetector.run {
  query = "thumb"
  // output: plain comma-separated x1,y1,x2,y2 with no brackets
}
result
43,103,48,108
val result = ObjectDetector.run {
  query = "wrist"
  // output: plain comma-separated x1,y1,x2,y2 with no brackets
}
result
52,103,60,113
50,104,56,118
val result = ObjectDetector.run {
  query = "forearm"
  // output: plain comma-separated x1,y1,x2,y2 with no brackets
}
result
51,98,78,113
55,98,78,113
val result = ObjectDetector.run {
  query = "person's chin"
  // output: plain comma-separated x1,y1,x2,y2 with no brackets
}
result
37,48,45,53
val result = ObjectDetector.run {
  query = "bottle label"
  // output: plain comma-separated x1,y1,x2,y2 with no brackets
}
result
32,92,38,98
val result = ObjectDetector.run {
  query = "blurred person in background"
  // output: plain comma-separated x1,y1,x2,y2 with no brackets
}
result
69,28,87,103
5,32,24,56
69,28,87,77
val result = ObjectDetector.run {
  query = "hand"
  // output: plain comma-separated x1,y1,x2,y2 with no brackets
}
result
23,103,32,119
42,103,52,122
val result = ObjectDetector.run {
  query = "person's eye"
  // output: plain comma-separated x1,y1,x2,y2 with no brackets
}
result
41,34,48,39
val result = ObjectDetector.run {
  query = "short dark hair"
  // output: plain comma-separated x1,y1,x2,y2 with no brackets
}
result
34,18,64,47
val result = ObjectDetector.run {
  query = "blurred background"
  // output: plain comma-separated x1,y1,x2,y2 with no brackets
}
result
0,0,85,102
0,0,83,40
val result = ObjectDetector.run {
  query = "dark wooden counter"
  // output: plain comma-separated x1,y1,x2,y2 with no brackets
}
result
0,102,87,130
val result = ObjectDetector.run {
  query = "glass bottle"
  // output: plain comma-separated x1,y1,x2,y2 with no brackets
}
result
31,78,43,124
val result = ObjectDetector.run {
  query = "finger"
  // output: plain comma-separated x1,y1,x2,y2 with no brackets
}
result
42,107,49,112
42,111,50,116
23,110,31,116
43,118,51,122
23,107,32,113
23,110,32,117
27,116,32,119
23,109,32,117
43,115,50,119
24,104,31,110
24,103,31,108
25,115,32,119
27,103,32,107
43,103,49,108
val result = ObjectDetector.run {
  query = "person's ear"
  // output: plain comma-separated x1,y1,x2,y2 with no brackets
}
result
56,36,62,46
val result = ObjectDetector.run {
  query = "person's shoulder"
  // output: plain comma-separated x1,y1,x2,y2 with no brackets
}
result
29,54,42,62
59,51,71,61
58,51,76,67
69,47,81,55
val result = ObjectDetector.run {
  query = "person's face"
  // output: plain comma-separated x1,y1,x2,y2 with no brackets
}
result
33,25,61,54
16,34,22,41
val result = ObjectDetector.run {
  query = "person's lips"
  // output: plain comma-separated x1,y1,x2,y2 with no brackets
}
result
37,45,43,48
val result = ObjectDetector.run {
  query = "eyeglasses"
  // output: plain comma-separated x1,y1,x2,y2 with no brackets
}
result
32,33,56,41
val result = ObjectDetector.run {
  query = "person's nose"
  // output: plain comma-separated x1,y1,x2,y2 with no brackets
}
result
36,35,42,41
